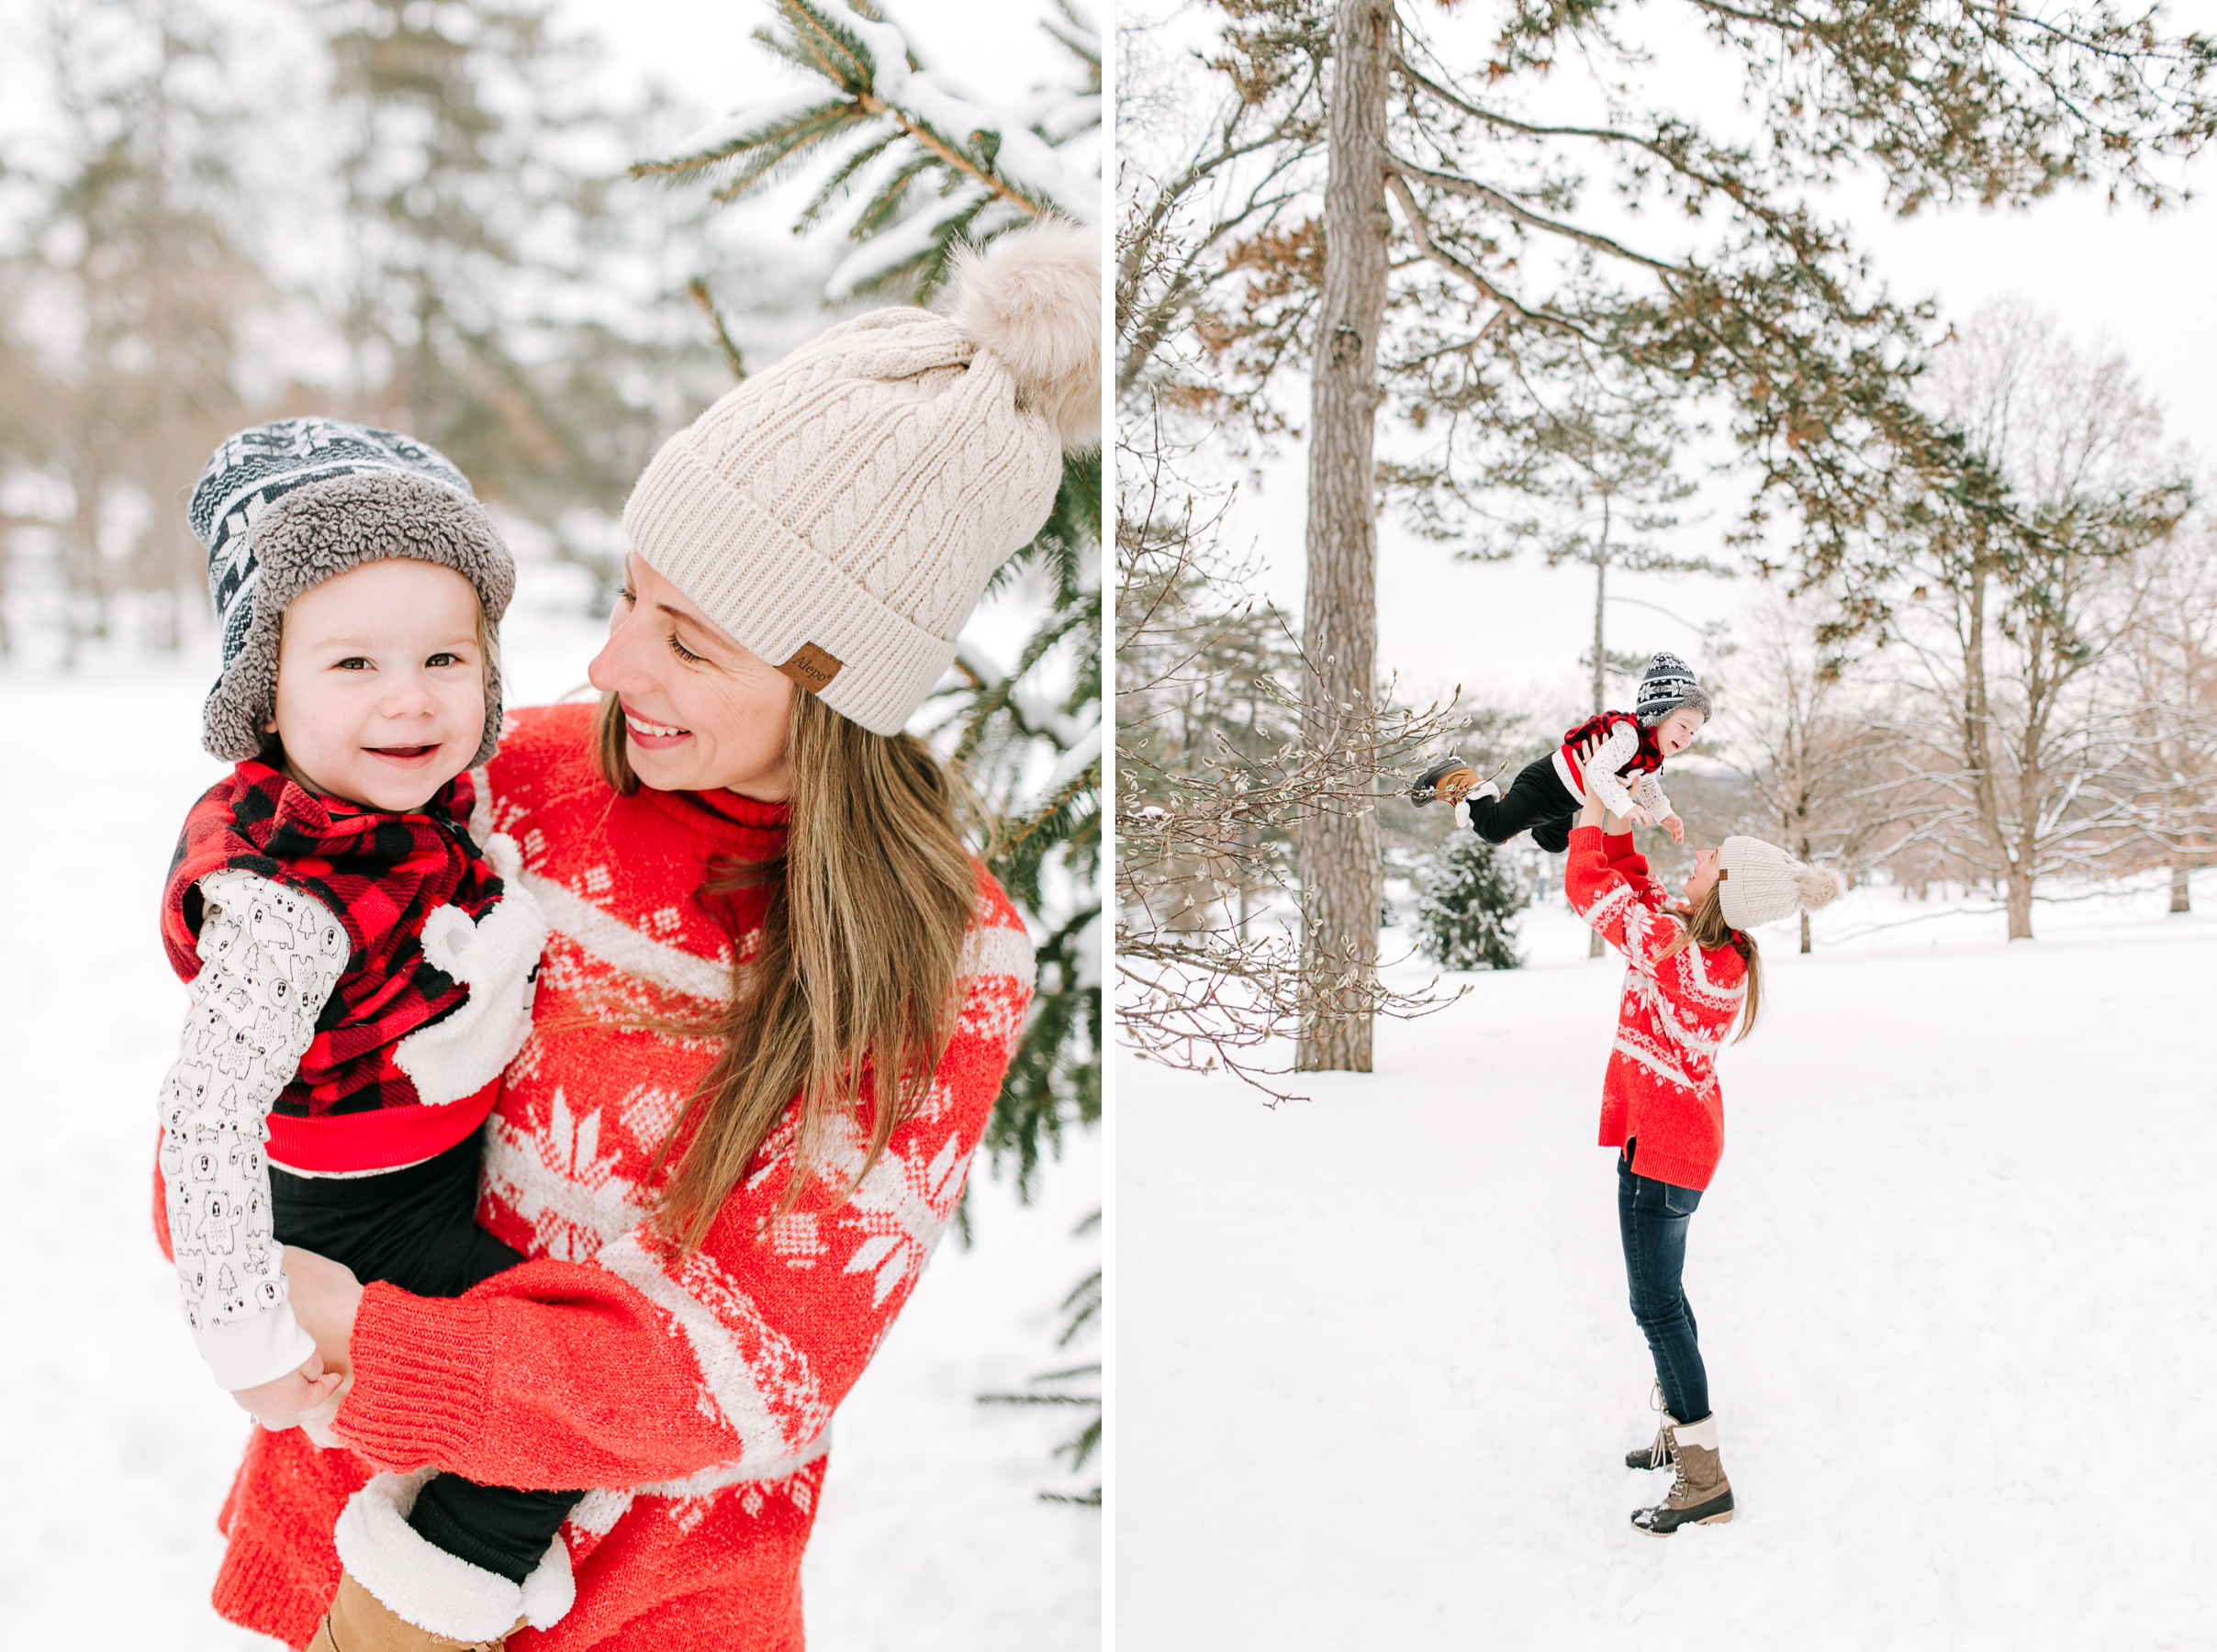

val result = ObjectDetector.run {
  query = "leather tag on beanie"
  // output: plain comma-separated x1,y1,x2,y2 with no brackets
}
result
778,642,844,693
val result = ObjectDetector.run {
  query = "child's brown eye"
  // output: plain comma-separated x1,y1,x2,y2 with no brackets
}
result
426,652,460,668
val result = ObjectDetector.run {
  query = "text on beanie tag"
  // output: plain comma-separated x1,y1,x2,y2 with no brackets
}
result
778,642,845,693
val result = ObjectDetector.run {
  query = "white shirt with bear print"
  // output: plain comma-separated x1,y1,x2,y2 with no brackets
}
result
159,869,346,1390
157,852,545,1392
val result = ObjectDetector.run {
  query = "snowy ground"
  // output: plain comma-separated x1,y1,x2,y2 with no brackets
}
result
1118,867,2217,1651
0,631,1099,1648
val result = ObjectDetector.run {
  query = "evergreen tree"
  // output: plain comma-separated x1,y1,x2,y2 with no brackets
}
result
633,0,1100,302
316,0,720,587
6,0,264,658
1414,830,1526,972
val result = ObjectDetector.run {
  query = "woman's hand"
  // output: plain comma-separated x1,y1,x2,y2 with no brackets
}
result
1574,737,1609,830
281,1246,364,1447
230,1350,343,1430
1572,738,1635,833
297,1371,355,1449
283,1245,364,1380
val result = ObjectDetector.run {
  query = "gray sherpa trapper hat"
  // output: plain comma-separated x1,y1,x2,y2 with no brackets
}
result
1635,651,1712,727
187,418,514,765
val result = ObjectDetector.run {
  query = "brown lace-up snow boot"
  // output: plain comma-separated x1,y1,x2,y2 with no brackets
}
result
1625,1385,1675,1471
307,1573,521,1652
1409,754,1485,807
1630,1412,1734,1535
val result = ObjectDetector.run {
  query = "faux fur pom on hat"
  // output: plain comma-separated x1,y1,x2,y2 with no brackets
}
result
1717,835,1847,931
947,219,1102,450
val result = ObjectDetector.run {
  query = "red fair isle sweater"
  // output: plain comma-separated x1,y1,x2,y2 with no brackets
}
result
179,705,1036,1650
1563,825,1746,1192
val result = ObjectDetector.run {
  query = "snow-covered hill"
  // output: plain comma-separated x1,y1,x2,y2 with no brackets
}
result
1118,876,2217,1651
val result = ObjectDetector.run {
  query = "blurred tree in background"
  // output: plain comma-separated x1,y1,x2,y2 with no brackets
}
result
0,0,729,649
7,0,263,659
318,0,729,601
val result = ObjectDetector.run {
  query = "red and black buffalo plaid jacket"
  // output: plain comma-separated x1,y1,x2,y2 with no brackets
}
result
162,760,507,1136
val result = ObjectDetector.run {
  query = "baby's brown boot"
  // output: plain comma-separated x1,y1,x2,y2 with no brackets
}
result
307,1571,521,1652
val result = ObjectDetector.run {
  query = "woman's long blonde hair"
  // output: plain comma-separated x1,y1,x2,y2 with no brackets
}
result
1656,877,1762,1044
594,690,979,1252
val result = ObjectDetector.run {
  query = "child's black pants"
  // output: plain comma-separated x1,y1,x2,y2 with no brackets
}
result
270,1133,584,1584
1468,754,1581,854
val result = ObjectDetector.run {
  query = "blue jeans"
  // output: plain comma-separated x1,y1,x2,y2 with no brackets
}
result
1618,1147,1709,1423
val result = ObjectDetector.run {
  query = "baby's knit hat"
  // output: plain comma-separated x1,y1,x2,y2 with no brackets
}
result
621,218,1102,736
187,419,515,766
1717,836,1847,930
1636,651,1712,726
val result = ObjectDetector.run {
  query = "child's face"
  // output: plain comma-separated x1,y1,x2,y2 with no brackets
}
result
587,552,795,799
264,558,486,812
1655,706,1706,756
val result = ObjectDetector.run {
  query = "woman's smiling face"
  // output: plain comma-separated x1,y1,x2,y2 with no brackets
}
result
1683,847,1722,906
587,553,796,799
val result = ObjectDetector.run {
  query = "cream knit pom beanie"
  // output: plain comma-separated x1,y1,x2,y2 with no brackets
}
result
1717,836,1848,930
621,218,1101,735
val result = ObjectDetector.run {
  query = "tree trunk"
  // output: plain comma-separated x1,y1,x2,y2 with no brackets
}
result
1591,534,1608,718
148,23,187,654
1961,558,2033,939
1585,537,1607,959
1798,833,1812,954
1295,0,1392,1072
2004,865,2035,938
2170,857,2191,914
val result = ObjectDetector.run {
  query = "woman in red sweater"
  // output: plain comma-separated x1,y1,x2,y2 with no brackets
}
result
1562,746,1842,1538
179,222,1100,1652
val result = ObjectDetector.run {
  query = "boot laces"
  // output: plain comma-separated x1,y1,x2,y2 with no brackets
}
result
1643,1382,1671,1469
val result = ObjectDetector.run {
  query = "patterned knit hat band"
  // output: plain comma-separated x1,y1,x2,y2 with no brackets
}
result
1636,651,1708,724
187,418,515,765
621,220,1102,737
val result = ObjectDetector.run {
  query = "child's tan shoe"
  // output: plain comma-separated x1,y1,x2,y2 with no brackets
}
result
308,1570,521,1652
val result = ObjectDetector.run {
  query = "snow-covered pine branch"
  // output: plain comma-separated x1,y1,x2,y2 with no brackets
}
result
635,0,1099,303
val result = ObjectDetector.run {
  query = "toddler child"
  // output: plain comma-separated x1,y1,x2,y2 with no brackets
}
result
156,419,575,1649
1409,651,1712,853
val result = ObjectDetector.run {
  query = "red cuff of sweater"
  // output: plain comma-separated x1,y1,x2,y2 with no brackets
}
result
1567,825,1633,852
333,1281,493,1471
